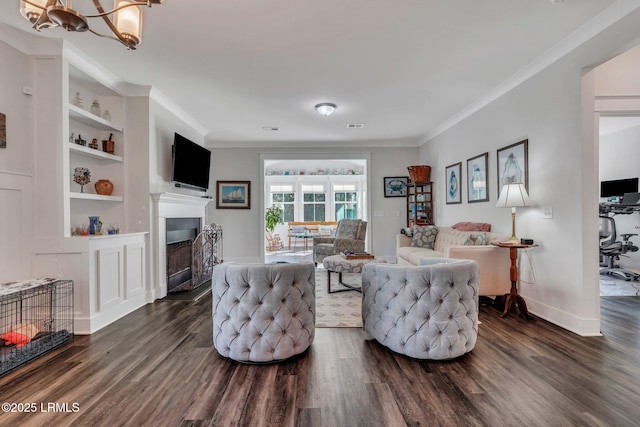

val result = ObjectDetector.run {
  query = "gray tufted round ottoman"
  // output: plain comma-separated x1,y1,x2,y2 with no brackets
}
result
211,262,316,363
361,258,479,360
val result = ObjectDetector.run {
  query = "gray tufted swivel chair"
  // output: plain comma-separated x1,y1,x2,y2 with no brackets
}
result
362,258,479,360
211,262,316,363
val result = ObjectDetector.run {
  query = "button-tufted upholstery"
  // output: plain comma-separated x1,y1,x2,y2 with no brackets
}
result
211,262,316,363
362,258,479,360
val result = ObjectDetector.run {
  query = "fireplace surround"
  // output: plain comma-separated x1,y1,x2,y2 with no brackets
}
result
151,193,212,300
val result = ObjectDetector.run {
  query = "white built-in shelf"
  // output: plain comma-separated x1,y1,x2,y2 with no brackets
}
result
70,192,123,202
68,143,123,162
68,104,123,132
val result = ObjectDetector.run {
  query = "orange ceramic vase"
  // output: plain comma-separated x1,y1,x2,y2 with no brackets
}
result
95,179,114,196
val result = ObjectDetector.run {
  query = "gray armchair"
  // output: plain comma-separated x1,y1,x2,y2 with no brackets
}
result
211,262,315,363
313,219,367,264
362,258,479,360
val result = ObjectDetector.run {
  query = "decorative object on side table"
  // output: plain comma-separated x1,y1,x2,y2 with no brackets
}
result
496,183,531,245
73,167,91,193
383,176,408,197
94,179,113,196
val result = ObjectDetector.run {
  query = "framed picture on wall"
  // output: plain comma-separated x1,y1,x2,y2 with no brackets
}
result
467,152,489,203
445,162,462,204
216,181,251,209
383,176,409,197
497,139,528,196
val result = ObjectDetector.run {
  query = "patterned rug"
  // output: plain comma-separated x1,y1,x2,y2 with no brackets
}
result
315,268,363,328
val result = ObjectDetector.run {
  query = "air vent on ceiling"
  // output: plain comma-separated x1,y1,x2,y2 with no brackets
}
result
262,126,279,131
347,123,364,129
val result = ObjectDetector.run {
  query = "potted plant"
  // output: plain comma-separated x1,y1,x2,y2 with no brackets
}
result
265,206,284,251
265,206,284,233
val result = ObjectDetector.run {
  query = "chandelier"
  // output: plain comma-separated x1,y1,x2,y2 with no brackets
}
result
19,1,164,50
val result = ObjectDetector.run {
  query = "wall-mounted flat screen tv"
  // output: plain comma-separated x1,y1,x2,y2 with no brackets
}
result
172,133,211,192
600,177,639,198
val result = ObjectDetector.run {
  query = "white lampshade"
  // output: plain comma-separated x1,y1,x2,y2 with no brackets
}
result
20,0,47,23
315,103,336,116
114,0,143,46
496,183,530,208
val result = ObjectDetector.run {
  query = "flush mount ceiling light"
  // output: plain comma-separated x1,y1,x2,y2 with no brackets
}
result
314,103,336,116
19,0,164,50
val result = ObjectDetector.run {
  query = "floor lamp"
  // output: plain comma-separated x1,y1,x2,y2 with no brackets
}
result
496,183,531,245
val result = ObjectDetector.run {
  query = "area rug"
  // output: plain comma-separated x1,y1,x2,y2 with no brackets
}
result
315,269,363,328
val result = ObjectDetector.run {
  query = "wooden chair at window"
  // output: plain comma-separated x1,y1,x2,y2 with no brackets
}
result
266,232,284,251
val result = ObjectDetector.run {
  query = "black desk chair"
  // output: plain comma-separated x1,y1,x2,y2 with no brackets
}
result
599,215,640,281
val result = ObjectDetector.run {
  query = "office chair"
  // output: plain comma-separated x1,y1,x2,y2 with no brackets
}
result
599,215,640,281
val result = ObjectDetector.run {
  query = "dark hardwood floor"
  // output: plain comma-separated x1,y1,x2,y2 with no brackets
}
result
1,295,639,427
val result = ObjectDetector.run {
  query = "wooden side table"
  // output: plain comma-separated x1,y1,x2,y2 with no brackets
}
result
491,242,537,320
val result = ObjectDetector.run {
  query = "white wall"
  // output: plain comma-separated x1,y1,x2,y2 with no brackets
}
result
207,146,419,263
148,96,207,196
419,8,640,336
594,42,640,96
0,40,34,282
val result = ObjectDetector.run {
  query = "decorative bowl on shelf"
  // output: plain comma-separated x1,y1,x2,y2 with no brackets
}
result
95,179,113,196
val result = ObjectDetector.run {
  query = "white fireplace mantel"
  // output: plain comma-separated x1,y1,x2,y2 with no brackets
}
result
151,192,212,300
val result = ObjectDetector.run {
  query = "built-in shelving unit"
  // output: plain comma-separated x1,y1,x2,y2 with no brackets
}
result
65,65,126,237
68,104,123,132
69,192,124,202
68,143,123,162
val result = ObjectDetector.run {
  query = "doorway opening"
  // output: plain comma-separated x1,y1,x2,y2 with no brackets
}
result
261,156,370,264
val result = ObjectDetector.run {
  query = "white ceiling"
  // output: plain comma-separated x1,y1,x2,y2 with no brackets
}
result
0,0,623,147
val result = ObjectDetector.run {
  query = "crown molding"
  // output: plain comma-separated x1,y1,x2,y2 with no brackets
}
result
149,87,209,137
421,0,640,145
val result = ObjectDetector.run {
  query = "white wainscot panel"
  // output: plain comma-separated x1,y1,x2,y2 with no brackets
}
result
125,241,145,298
97,246,123,311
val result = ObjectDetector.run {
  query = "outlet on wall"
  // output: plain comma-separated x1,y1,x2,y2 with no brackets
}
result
542,207,553,219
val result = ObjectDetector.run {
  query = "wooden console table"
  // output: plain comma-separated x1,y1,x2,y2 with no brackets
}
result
491,242,537,320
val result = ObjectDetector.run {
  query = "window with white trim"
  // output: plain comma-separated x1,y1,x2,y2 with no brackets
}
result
302,184,326,221
334,184,359,220
270,184,295,223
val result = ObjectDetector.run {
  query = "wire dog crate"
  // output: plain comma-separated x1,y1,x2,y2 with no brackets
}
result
0,279,74,376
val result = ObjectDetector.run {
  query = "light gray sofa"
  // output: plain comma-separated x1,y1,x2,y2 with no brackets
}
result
362,259,479,360
397,226,511,296
211,262,315,363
